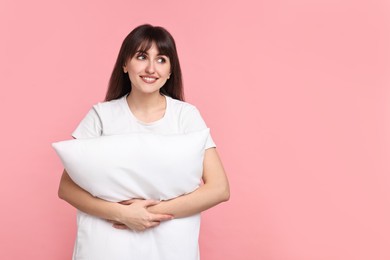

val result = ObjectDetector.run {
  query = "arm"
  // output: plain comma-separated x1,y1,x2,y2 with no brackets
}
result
147,147,230,218
58,170,173,231
59,107,173,230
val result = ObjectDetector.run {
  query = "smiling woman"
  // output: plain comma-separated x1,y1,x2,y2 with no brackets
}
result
124,43,171,98
57,24,230,260
123,43,172,123
105,24,183,102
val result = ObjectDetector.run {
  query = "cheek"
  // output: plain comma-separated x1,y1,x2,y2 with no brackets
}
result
128,64,140,76
129,75,138,85
160,65,171,76
127,69,139,84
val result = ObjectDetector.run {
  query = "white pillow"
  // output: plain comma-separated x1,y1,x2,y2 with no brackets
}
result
52,129,209,202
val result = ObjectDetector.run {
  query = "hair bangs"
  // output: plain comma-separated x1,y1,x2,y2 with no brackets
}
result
135,38,153,54
135,28,172,56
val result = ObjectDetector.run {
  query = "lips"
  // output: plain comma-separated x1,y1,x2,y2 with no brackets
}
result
140,76,158,83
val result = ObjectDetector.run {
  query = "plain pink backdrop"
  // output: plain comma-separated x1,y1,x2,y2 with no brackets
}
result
1,0,389,259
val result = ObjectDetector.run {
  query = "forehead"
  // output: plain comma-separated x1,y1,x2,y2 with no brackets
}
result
135,40,168,56
137,42,157,53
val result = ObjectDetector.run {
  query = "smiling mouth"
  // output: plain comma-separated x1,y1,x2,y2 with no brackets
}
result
140,76,158,83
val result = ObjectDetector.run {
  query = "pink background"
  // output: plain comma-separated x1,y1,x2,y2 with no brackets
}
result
1,0,389,259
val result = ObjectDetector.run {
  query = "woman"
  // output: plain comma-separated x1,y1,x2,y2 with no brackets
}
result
58,24,230,259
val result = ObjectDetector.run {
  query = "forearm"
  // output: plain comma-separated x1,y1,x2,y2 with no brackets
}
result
58,170,123,222
148,148,230,218
148,182,229,218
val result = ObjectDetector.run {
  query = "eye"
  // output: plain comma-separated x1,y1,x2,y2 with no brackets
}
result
136,54,146,60
157,57,167,64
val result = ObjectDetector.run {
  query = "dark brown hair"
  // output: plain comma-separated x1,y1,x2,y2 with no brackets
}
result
105,24,184,101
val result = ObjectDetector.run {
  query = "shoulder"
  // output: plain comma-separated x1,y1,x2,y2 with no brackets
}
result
89,95,130,127
167,96,216,148
167,96,197,110
166,96,208,132
166,96,200,118
93,95,127,116
72,95,128,139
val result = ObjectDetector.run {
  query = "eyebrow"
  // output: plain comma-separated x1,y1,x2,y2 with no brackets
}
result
135,50,168,57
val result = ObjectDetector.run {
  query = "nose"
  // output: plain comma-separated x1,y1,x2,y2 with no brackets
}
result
145,60,155,74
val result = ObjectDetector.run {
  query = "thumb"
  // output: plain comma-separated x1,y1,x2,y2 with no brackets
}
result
142,200,161,207
119,199,134,205
119,198,144,205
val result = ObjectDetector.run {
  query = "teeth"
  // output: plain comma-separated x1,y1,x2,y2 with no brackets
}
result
142,77,157,82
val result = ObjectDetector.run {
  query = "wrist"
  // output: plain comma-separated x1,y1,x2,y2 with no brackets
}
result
110,203,126,222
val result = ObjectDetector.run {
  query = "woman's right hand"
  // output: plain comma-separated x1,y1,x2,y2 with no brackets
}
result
114,199,173,231
59,171,172,232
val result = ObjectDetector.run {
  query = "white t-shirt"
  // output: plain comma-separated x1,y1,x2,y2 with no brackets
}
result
70,94,215,260
72,94,215,149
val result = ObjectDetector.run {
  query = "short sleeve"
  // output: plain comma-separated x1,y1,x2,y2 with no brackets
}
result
72,107,103,139
181,107,216,149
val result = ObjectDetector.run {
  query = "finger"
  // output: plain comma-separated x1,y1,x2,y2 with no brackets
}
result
142,200,161,207
119,201,132,205
119,199,139,205
108,220,123,225
151,214,174,222
112,224,129,230
148,221,160,228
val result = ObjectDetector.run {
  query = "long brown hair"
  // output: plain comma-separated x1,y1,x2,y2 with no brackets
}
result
105,24,184,101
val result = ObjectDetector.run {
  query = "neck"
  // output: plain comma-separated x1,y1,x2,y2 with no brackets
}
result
126,91,166,113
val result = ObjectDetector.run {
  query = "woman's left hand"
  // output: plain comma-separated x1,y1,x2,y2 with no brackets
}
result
109,199,158,230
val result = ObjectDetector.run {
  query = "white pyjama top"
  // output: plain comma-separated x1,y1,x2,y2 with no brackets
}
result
71,94,215,260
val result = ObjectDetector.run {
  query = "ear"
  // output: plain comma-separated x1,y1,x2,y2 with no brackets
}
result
167,73,171,79
123,64,128,73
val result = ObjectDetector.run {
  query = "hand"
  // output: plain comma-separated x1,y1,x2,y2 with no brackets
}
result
113,199,173,231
